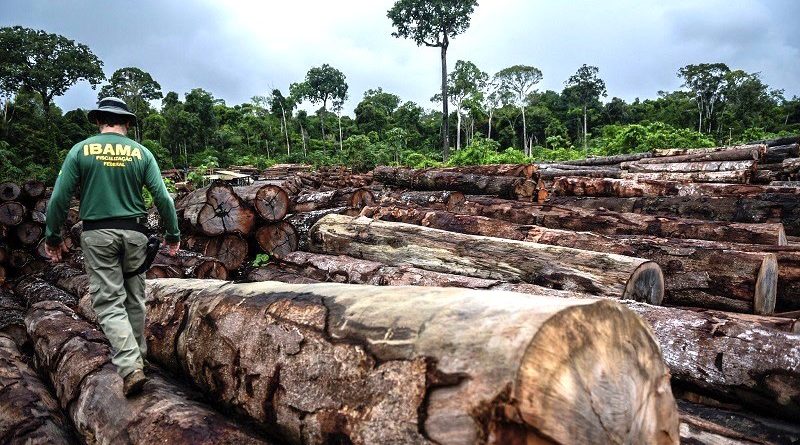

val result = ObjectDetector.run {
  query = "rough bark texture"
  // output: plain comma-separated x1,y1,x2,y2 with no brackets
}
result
426,164,538,179
452,196,787,245
235,183,290,222
627,302,800,421
178,183,256,236
310,214,665,303
381,190,466,211
148,250,229,280
373,166,536,200
636,144,765,164
24,300,272,445
363,205,777,314
290,188,375,213
285,207,349,251
622,160,756,173
550,176,800,199
620,170,752,184
145,278,679,445
0,332,76,445
539,168,623,179
678,400,800,445
550,152,653,166
255,221,299,260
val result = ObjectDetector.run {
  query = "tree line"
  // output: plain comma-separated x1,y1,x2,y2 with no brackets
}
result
1,2,798,184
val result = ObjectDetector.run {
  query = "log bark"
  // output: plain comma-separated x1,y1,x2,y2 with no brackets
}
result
290,188,375,213
0,201,25,226
452,195,787,245
762,143,800,164
0,287,26,346
678,400,800,445
285,207,348,251
23,300,272,445
0,332,76,444
234,183,290,222
177,183,256,235
539,168,622,179
310,214,665,303
145,278,679,445
426,164,538,179
628,302,800,421
255,221,298,259
551,152,653,166
620,170,752,183
373,166,537,200
182,234,249,271
362,205,777,314
0,182,21,202
147,250,229,280
622,160,756,173
636,144,765,164
550,176,800,198
381,190,465,211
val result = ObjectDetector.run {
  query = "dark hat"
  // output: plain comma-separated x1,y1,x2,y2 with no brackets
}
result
87,97,136,124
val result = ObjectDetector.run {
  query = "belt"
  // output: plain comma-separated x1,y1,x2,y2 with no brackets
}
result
82,217,148,235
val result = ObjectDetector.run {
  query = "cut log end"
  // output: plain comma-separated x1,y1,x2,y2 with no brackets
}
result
755,254,778,315
624,261,665,305
255,184,289,222
255,221,299,259
517,299,678,445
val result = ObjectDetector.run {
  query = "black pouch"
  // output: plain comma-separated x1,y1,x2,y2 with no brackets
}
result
123,236,162,279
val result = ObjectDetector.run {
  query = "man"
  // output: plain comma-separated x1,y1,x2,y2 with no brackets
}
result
44,97,180,397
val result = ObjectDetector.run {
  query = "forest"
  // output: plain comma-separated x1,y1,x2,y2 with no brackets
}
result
1,20,799,184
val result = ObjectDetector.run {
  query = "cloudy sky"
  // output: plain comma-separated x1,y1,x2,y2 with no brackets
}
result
3,0,799,114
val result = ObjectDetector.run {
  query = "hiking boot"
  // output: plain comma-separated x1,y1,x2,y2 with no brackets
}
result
123,369,147,397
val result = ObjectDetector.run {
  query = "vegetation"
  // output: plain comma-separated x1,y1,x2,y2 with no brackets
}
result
0,24,798,184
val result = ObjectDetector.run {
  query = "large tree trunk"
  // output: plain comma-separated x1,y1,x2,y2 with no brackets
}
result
291,188,375,213
144,278,679,445
417,164,538,179
0,182,21,202
620,170,752,183
632,143,766,164
362,205,778,314
373,166,536,200
678,400,800,445
554,152,653,166
549,176,800,198
0,332,76,444
21,180,46,202
538,167,622,180
309,214,664,303
452,195,787,245
440,43,450,161
254,221,298,259
380,190,465,211
285,207,348,251
182,234,249,271
0,201,25,226
234,183,290,222
622,159,756,173
23,300,272,445
177,183,255,236
147,249,228,280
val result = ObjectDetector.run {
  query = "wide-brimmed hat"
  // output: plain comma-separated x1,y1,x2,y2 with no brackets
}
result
87,97,136,124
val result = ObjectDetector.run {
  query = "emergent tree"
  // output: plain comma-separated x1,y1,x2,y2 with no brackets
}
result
564,64,607,149
494,65,543,155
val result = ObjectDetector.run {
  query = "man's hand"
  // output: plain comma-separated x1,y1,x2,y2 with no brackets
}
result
165,241,180,256
44,242,69,263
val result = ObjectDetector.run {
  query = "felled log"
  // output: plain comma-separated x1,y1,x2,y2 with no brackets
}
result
285,207,348,251
770,181,800,187
620,170,752,183
24,300,272,445
552,151,653,166
234,183,290,222
550,176,800,198
145,278,679,444
429,163,538,178
363,205,778,314
373,166,536,200
0,201,25,226
651,143,765,159
678,400,800,445
0,182,21,202
538,167,622,179
15,221,44,246
290,188,375,213
0,332,76,444
748,135,800,147
177,183,255,235
762,143,800,163
147,250,228,280
381,190,465,211
453,195,787,245
0,287,25,346
628,302,800,421
21,180,46,201
15,276,78,308
310,214,665,303
254,221,299,259
622,159,756,173
182,234,248,271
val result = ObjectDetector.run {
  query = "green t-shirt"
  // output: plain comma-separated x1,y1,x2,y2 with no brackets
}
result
45,132,180,245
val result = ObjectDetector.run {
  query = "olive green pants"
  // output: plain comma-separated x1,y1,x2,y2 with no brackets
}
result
81,229,148,378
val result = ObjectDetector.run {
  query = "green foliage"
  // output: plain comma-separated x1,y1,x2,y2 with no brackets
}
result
445,136,529,166
403,152,442,168
252,253,270,267
141,179,174,209
598,122,715,155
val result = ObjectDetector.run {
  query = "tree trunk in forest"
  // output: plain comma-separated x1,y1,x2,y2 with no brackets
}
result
254,221,298,259
362,205,777,314
373,166,536,200
521,105,528,156
310,214,664,303
440,41,450,161
182,234,249,271
22,300,272,445
583,104,588,150
455,108,461,151
177,183,255,235
234,183,289,222
0,332,76,444
453,195,787,245
143,278,679,445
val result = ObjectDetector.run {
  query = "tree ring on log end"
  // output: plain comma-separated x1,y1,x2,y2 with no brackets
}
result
255,185,289,222
623,261,664,305
754,254,778,315
516,299,678,444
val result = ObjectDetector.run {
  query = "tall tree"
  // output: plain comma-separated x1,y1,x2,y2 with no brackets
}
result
268,89,296,156
290,64,348,141
99,67,163,140
564,64,607,149
388,0,479,161
494,65,542,155
433,60,487,150
678,63,730,133
0,26,104,113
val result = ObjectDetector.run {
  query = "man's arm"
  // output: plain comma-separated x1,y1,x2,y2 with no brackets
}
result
45,149,80,247
144,156,180,245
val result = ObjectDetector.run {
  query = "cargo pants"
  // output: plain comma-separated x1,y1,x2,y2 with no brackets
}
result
80,229,148,378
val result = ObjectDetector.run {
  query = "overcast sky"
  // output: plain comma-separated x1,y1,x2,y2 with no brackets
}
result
3,0,799,114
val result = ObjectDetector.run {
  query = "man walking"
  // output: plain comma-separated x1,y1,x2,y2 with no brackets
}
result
44,97,180,397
